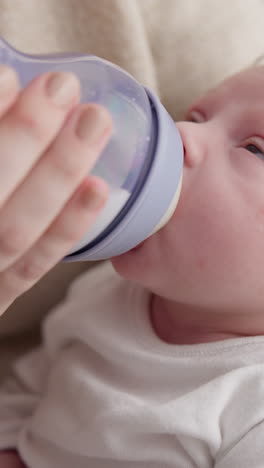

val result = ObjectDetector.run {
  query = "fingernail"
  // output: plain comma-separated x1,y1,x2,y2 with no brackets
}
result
76,106,111,145
46,72,79,107
0,65,18,93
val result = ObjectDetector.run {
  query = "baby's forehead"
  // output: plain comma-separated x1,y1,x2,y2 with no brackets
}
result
225,67,264,91
201,67,264,108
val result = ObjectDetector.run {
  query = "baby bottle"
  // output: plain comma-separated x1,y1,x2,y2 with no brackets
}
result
0,37,183,261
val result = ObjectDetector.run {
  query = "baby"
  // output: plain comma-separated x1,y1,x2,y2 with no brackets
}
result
1,65,264,468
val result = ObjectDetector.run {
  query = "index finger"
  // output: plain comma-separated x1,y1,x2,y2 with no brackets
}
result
0,65,20,114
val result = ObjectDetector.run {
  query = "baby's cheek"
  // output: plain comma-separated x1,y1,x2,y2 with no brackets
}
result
188,213,235,276
256,206,264,233
196,256,208,272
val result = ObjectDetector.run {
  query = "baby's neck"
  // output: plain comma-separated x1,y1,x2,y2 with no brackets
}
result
150,294,263,345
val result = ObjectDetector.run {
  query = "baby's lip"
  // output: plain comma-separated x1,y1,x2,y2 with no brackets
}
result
175,126,187,166
129,239,146,253
176,124,194,168
183,144,194,169
180,142,188,167
183,145,187,163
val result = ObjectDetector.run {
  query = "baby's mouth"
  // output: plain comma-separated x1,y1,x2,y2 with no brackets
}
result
129,239,146,253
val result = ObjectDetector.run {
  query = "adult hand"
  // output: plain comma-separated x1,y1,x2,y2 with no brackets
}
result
0,65,112,316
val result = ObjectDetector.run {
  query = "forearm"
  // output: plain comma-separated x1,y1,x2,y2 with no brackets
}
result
0,450,27,467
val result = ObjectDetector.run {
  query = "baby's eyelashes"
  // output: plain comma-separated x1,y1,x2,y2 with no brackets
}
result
244,144,264,160
243,136,264,161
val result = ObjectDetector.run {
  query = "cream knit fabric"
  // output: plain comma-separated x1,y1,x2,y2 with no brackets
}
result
0,0,263,119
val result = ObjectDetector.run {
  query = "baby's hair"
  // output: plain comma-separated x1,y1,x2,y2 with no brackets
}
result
243,54,264,75
252,53,264,67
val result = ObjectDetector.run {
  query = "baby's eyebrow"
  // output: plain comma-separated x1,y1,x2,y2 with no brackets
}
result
186,81,228,118
191,86,219,112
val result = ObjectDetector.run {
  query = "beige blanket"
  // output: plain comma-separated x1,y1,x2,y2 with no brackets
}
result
0,0,264,376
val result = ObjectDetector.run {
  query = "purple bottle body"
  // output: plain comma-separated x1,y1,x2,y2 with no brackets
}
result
0,37,183,260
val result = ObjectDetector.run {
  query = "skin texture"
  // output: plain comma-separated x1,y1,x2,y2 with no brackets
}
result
112,66,264,344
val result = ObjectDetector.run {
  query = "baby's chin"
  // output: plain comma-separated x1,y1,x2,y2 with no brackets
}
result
111,239,148,279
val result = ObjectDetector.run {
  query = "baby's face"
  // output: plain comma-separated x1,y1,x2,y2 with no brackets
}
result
112,67,264,312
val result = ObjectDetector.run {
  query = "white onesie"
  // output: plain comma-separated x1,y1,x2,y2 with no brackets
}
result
0,262,264,467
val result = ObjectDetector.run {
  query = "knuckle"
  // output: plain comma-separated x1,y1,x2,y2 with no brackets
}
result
47,217,88,253
61,228,78,246
61,226,82,245
48,222,80,248
11,256,47,284
0,227,26,259
2,269,26,297
49,145,87,182
11,102,48,143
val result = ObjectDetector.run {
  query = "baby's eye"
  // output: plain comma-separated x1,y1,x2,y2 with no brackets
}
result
244,142,264,160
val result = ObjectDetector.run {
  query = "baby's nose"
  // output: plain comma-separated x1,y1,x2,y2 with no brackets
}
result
176,121,206,168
